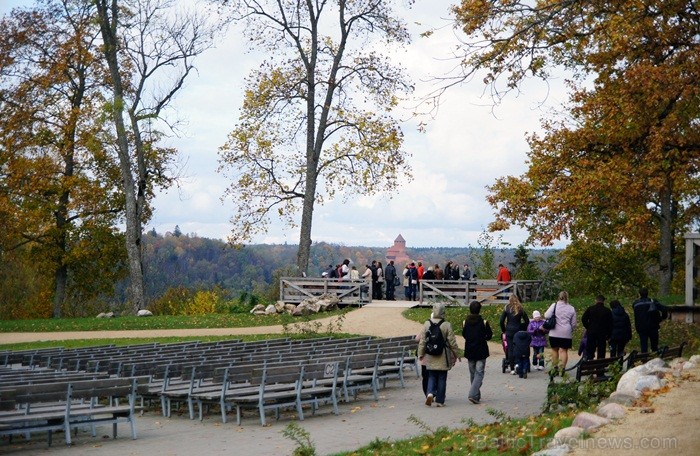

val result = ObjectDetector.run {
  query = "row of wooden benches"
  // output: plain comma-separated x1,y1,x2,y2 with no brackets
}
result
0,336,419,446
0,376,148,446
566,342,687,382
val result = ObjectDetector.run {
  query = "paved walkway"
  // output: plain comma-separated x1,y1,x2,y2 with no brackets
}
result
0,301,551,455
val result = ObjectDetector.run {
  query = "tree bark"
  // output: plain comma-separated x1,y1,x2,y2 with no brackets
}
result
95,0,145,312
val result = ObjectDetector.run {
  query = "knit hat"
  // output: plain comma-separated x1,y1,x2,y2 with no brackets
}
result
533,310,541,319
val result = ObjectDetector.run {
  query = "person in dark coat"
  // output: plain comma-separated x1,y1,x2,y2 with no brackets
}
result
499,294,529,374
462,301,492,404
384,261,397,301
512,327,532,378
581,294,614,360
632,287,668,353
609,299,632,357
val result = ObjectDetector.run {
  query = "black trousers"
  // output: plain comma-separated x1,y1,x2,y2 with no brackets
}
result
585,333,608,360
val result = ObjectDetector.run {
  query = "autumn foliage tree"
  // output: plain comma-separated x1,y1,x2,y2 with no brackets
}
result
0,0,126,318
453,0,700,294
217,0,414,275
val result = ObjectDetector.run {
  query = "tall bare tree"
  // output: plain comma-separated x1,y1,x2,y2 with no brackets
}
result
94,0,217,312
217,0,414,276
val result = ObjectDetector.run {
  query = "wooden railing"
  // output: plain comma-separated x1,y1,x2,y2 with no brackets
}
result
419,280,542,306
279,278,372,305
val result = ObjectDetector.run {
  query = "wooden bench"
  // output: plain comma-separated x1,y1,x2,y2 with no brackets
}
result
660,342,686,361
574,356,624,382
0,376,149,446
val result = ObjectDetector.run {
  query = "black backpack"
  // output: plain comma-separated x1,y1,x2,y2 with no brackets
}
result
424,320,446,356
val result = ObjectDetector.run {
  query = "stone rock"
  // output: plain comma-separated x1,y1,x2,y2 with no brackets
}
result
689,354,700,364
533,444,570,456
681,361,695,370
292,305,311,316
552,426,584,446
572,411,610,430
250,304,266,314
136,309,152,317
597,402,627,419
605,391,638,406
274,301,286,313
96,312,115,318
616,368,644,397
284,304,297,313
264,304,277,315
635,374,663,392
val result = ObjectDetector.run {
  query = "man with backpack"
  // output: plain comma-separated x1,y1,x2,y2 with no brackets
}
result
417,302,460,407
632,287,668,353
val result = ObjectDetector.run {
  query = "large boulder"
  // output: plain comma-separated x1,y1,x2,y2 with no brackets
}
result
551,426,584,446
96,312,115,318
572,411,610,430
264,304,277,315
136,309,153,317
597,402,627,420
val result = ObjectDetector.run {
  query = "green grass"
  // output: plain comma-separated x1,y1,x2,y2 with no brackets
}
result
0,308,351,333
403,294,699,355
332,410,577,456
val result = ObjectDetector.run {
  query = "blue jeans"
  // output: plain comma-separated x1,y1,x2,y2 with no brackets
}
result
408,282,417,300
532,346,545,367
426,369,448,404
467,359,485,402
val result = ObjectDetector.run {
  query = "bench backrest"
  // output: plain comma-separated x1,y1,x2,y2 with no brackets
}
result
576,356,623,381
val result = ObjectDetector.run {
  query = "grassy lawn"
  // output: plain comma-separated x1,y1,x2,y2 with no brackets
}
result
332,410,577,456
0,308,351,333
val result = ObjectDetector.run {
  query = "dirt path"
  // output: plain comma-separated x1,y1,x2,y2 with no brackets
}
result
568,368,700,455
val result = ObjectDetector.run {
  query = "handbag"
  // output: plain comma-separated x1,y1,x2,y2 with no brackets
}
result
542,303,557,330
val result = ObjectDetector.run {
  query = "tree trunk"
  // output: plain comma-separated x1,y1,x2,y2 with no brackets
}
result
95,0,145,313
658,184,674,295
297,157,318,276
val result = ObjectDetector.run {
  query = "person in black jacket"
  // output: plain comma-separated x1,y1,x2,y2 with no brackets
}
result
512,326,532,378
384,261,397,301
581,294,613,360
499,294,529,374
609,299,632,357
632,287,668,353
462,300,492,404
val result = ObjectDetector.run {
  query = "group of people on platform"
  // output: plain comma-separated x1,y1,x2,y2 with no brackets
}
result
416,287,669,407
323,259,494,302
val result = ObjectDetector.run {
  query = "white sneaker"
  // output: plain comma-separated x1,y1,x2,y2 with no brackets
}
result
511,368,516,375
425,393,433,406
537,366,543,371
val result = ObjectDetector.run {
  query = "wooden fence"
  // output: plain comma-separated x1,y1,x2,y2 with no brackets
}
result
419,280,542,306
279,278,372,305
279,277,541,306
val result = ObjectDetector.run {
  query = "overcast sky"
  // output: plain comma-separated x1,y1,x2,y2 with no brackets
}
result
3,0,571,249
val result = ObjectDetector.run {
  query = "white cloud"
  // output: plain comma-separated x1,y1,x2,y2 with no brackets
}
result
2,0,569,250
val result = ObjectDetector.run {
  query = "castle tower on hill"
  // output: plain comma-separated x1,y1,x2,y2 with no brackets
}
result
385,234,412,267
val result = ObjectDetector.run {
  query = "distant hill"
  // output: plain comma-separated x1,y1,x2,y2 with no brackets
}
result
125,232,559,302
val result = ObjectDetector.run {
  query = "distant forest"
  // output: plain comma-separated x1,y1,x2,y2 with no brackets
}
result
128,228,560,303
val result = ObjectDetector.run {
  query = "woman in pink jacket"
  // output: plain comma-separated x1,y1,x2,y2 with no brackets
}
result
544,291,577,376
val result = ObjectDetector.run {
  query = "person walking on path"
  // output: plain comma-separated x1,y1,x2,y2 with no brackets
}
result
581,294,613,360
418,302,460,407
609,299,632,357
544,291,577,376
384,261,397,301
527,311,547,370
462,300,493,404
632,287,668,353
499,294,529,374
